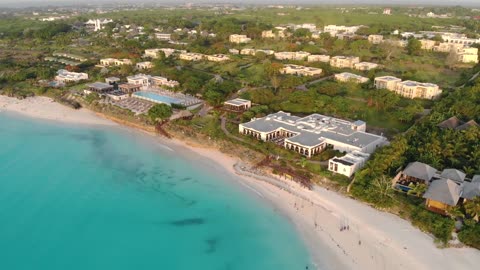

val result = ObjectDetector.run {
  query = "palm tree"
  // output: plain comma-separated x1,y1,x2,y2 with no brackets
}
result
446,205,465,220
464,197,480,222
296,157,307,168
407,183,427,197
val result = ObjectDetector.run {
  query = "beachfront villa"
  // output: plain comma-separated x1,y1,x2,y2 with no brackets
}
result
152,76,180,88
127,74,152,87
275,51,311,61
280,64,323,76
393,161,480,215
118,83,142,94
374,76,442,100
224,98,252,112
353,62,378,71
55,69,88,83
105,77,120,85
239,111,387,158
307,55,330,63
106,90,129,101
86,82,114,93
368,34,384,44
100,58,132,67
136,61,153,70
330,56,360,69
229,34,251,44
328,151,370,177
334,72,369,84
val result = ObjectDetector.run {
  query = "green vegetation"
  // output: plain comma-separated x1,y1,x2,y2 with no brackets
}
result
147,104,172,122
1,4,480,248
351,79,480,245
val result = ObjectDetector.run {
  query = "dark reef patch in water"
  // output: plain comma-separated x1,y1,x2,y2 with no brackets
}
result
205,237,219,254
169,218,205,227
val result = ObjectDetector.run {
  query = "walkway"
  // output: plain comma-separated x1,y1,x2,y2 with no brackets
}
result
296,75,334,91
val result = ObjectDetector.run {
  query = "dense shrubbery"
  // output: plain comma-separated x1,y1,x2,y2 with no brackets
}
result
351,80,480,244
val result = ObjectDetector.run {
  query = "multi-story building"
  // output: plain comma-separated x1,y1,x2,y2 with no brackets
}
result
240,48,256,56
353,62,378,71
441,36,480,46
127,74,152,87
329,56,360,69
382,39,408,47
374,76,402,91
100,58,132,66
239,111,387,158
241,48,275,56
328,151,371,177
324,25,362,36
206,54,230,62
307,55,330,62
151,76,180,88
262,27,290,39
334,72,369,84
224,98,252,112
144,48,186,58
55,69,88,83
136,61,153,70
368,35,384,44
179,52,204,61
274,51,311,61
433,42,464,53
374,76,441,99
420,39,436,50
280,64,322,76
229,34,251,44
394,81,442,100
456,47,479,63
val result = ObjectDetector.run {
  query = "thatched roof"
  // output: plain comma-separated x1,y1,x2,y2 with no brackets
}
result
440,169,466,184
455,120,479,131
403,162,438,183
462,182,480,200
423,179,461,206
437,116,462,129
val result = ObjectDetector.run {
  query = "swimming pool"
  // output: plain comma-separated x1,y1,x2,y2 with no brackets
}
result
133,91,183,105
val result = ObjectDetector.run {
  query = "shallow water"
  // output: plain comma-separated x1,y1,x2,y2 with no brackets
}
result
0,113,314,270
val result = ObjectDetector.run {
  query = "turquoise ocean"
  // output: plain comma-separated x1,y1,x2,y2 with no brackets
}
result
0,113,315,270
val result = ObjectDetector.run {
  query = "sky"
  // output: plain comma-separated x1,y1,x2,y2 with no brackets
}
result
1,0,480,8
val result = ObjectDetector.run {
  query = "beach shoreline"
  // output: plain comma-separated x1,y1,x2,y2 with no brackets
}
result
2,95,480,270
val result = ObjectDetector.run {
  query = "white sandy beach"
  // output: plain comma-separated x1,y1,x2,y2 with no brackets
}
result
0,96,116,126
2,95,480,270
